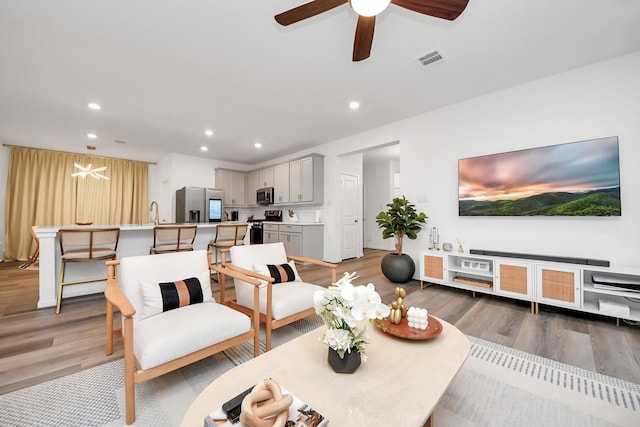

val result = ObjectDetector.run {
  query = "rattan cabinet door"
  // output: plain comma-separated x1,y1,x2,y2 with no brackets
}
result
495,261,534,301
535,264,582,309
421,252,447,284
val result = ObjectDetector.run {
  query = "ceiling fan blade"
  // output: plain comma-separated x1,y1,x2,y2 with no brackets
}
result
275,0,348,26
353,15,375,62
391,0,469,20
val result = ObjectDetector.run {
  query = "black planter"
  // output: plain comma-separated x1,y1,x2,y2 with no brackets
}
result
327,347,361,373
381,253,415,283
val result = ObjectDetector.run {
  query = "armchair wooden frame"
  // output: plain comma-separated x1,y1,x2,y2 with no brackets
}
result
104,250,261,425
219,248,337,351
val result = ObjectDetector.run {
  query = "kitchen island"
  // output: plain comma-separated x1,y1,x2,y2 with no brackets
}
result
33,223,239,309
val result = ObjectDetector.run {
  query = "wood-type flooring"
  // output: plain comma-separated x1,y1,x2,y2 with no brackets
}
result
1,249,638,396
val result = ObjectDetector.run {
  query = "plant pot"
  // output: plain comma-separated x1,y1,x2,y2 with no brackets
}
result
327,347,361,374
381,253,415,283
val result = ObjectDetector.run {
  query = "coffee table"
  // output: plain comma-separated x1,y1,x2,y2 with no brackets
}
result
180,316,469,426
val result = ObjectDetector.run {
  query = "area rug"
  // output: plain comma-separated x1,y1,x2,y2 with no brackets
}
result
0,318,638,427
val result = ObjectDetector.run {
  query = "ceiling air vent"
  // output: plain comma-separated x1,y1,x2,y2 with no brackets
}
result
114,139,127,144
416,50,443,67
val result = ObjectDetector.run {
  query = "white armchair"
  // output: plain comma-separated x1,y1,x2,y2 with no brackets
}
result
220,242,337,351
104,249,260,424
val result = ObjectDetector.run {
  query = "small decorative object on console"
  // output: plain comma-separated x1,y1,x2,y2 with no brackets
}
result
457,238,465,253
407,307,429,330
429,226,439,250
461,259,490,272
314,272,390,365
389,287,407,324
443,242,453,252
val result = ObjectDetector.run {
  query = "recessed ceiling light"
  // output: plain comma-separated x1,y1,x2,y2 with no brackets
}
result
254,142,262,148
200,146,209,152
204,129,214,136
87,133,97,139
349,101,360,110
88,103,101,110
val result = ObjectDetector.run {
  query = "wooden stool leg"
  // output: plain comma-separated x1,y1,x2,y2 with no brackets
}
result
56,262,66,314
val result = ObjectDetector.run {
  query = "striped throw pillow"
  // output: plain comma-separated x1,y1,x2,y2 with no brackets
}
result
254,260,301,284
140,273,212,320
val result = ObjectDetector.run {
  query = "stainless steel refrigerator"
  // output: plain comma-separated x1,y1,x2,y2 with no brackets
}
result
176,187,224,223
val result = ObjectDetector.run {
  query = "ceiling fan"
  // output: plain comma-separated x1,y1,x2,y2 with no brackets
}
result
275,0,469,61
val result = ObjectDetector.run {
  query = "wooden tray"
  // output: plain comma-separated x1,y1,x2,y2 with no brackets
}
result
376,315,443,340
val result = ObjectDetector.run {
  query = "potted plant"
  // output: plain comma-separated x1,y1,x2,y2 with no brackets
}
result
375,196,427,283
314,272,390,373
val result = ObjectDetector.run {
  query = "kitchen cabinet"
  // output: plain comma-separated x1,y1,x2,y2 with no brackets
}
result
289,155,323,204
215,169,245,206
258,167,274,189
246,170,259,206
262,223,323,260
273,163,290,204
263,224,279,244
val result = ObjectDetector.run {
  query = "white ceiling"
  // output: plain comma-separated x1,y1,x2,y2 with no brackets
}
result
1,1,639,165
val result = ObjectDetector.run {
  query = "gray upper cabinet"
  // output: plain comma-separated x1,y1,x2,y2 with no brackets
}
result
246,170,259,206
273,162,290,204
215,168,246,206
290,155,323,204
258,167,274,189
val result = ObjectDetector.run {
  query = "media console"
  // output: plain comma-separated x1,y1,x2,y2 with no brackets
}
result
420,250,640,324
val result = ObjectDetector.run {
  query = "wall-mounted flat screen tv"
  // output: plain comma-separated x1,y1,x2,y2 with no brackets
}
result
209,198,222,222
458,136,621,216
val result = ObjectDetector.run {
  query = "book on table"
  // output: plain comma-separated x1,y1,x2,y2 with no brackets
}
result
204,385,329,427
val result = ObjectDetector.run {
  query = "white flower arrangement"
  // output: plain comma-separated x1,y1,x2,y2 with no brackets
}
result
314,272,391,360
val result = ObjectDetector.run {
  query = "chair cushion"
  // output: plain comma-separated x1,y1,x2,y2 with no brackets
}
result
254,260,301,284
62,248,116,260
140,274,209,320
134,302,251,370
258,281,325,320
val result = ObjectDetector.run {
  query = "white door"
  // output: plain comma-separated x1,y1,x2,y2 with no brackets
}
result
341,173,359,260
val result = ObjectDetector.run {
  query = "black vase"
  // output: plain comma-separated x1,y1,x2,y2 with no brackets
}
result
327,347,361,373
381,253,415,283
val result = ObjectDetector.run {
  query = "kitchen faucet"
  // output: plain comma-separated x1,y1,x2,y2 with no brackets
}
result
149,201,159,225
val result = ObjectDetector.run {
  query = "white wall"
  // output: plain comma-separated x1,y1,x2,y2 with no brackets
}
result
364,158,398,251
2,52,638,269
316,51,640,269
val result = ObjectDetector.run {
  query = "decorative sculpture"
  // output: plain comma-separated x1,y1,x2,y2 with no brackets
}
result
407,307,429,330
240,379,293,427
389,287,407,324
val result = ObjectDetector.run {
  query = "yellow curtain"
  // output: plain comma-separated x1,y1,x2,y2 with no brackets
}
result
4,147,148,261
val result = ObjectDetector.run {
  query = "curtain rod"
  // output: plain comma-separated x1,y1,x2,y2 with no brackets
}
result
2,143,157,165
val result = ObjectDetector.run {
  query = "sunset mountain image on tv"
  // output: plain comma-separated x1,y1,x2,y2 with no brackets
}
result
458,136,621,216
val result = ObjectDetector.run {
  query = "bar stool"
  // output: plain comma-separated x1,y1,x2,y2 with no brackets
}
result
19,225,40,270
208,223,248,270
57,227,120,314
150,224,197,254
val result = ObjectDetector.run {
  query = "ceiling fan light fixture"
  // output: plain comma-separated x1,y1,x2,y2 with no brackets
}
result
350,0,390,17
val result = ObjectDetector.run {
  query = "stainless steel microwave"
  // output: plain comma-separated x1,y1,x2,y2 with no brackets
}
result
257,187,274,205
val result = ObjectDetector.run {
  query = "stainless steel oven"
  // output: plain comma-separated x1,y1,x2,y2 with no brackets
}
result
248,210,282,244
